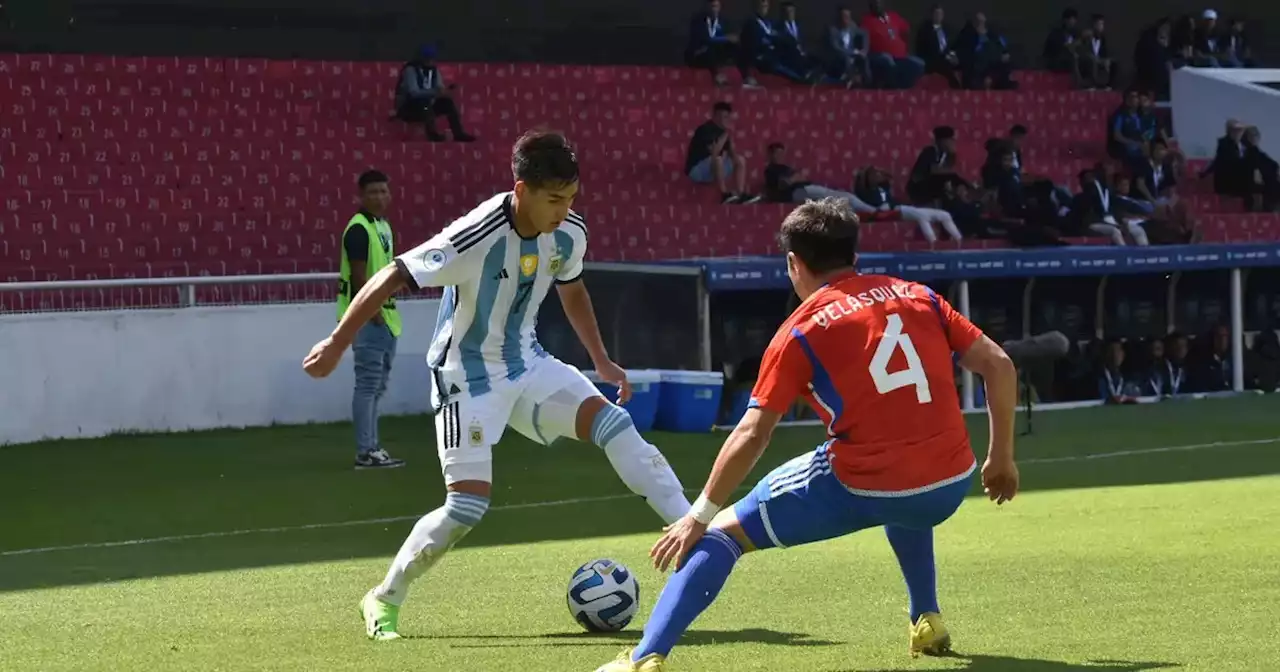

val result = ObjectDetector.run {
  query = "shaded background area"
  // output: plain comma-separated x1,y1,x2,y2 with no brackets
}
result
0,0,1274,67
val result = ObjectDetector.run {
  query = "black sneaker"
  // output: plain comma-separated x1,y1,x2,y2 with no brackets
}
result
721,193,742,204
738,193,763,204
355,449,406,470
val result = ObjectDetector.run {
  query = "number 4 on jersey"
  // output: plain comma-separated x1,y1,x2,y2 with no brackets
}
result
870,313,933,403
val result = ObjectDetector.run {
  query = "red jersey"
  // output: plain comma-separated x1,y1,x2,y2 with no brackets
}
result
860,11,911,59
749,273,982,494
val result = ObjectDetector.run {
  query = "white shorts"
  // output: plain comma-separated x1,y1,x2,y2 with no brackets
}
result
432,356,601,485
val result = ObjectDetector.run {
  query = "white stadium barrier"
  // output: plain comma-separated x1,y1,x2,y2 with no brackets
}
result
1171,67,1280,159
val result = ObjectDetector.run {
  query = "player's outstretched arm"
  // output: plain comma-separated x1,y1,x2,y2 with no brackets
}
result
556,280,631,403
958,334,1020,504
303,265,408,378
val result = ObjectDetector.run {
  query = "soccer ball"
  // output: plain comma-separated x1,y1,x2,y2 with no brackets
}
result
567,558,640,632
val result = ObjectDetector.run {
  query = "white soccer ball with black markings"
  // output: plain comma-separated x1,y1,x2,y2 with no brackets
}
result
567,558,640,632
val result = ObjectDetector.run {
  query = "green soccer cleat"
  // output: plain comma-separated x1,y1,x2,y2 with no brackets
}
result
359,590,402,641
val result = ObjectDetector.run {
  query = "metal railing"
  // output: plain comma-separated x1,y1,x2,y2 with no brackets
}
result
0,273,350,313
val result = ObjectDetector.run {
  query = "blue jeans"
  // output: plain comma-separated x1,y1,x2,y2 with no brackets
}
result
353,321,397,455
869,53,925,89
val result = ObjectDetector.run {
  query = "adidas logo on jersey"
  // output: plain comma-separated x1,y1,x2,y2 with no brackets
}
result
493,268,509,280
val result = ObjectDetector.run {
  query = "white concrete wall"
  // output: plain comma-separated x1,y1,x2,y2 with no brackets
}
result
0,299,441,445
1172,68,1280,159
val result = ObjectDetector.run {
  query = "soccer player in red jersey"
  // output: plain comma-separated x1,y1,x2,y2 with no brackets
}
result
597,198,1020,672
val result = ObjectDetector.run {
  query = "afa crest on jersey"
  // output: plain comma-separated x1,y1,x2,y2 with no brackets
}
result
549,252,563,276
519,254,539,277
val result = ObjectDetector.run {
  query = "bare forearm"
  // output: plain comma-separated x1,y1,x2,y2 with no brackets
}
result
332,265,405,346
982,356,1018,462
559,284,610,364
701,424,768,506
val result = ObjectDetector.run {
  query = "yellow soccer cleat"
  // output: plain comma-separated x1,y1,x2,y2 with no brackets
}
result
594,649,668,672
909,612,952,658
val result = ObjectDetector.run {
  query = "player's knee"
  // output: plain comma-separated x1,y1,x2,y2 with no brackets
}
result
444,491,490,527
589,402,635,448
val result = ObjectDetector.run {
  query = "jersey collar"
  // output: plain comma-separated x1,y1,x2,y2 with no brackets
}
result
504,193,541,240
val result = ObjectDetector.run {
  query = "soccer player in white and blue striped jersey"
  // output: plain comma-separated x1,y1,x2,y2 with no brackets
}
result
303,130,691,640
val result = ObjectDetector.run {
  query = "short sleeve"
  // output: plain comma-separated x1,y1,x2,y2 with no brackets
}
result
925,287,984,354
555,213,588,284
343,225,369,262
395,230,474,290
748,328,812,414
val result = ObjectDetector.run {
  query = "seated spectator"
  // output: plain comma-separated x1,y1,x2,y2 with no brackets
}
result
825,6,871,88
1200,119,1249,198
685,0,751,87
1137,91,1186,174
1194,10,1238,68
1246,328,1279,392
685,102,760,204
1137,336,1171,396
1077,14,1118,90
1070,169,1148,245
1190,325,1232,392
1107,90,1146,161
915,5,960,89
941,180,1002,238
742,0,815,84
1043,9,1080,76
1164,332,1192,393
986,125,1074,211
763,142,871,211
1129,141,1200,244
908,126,960,204
1242,126,1280,211
776,2,822,83
1098,339,1142,403
1134,18,1186,99
954,13,1015,90
1224,17,1254,67
854,166,962,243
1171,14,1198,61
394,46,476,142
986,150,1071,247
1132,139,1176,202
860,0,924,90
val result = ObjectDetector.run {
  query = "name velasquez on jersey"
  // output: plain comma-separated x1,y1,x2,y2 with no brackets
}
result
393,192,588,401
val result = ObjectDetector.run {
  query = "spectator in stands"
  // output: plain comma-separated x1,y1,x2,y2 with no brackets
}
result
825,6,871,88
685,102,759,204
1138,336,1171,396
1194,10,1239,68
1242,126,1280,212
394,46,476,143
1130,140,1200,244
1132,139,1176,203
941,180,1002,238
1200,119,1249,198
1165,332,1191,394
1190,325,1232,392
340,170,406,469
763,142,871,210
1247,328,1279,392
1043,9,1080,77
1099,338,1141,403
1107,90,1146,162
685,0,750,87
1071,168,1147,245
853,165,962,243
1134,18,1185,99
915,5,960,89
1225,17,1254,67
985,126,1074,218
907,126,959,205
742,0,814,84
776,2,821,83
954,12,1015,90
1076,14,1118,90
1137,91,1186,174
860,0,924,89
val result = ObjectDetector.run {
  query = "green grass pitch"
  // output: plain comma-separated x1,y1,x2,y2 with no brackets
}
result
1,396,1278,671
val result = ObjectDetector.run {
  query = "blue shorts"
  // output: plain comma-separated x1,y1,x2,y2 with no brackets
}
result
688,156,733,184
733,444,974,550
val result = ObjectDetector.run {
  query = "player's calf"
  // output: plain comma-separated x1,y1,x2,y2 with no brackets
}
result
582,399,691,523
372,489,490,608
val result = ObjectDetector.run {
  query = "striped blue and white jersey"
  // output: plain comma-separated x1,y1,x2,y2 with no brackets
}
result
395,192,588,400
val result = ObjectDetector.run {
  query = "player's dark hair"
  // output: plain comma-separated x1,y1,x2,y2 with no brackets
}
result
511,130,579,190
777,198,859,275
358,170,389,190
1010,124,1028,137
933,126,955,141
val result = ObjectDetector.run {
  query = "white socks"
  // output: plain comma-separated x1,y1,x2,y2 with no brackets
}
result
374,491,490,606
590,404,691,524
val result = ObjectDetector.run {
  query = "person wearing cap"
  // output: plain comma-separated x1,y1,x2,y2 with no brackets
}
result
1193,10,1234,68
394,46,477,142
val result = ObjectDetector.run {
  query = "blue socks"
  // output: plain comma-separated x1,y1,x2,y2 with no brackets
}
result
884,525,939,622
633,528,743,661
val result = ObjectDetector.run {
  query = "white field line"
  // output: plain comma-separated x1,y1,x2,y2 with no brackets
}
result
2,437,1276,558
